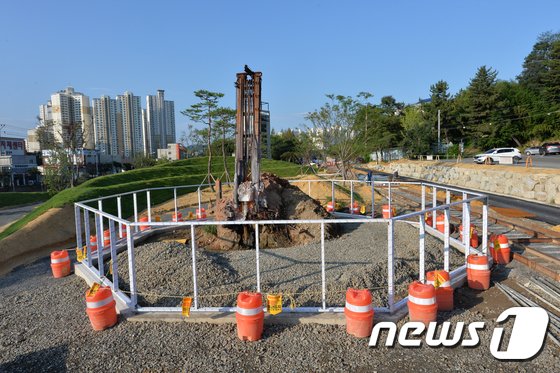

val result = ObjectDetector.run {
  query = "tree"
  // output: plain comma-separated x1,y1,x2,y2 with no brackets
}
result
212,107,236,182
400,106,435,157
518,31,560,94
463,66,499,146
305,94,361,179
181,90,224,186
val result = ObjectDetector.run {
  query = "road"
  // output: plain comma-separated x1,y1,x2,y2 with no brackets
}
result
0,203,42,233
441,154,560,169
358,168,560,226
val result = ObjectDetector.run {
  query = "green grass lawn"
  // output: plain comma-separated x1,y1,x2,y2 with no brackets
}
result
0,192,50,209
0,157,304,240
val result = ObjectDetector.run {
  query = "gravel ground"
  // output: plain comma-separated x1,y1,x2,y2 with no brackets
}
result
115,221,465,308
1,256,559,372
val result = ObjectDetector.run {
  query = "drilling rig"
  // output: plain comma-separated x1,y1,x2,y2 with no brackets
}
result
233,65,263,219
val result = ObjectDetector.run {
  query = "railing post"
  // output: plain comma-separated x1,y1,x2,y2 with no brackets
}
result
432,187,437,229
482,197,489,255
388,182,392,217
126,224,137,307
350,181,354,214
147,191,151,222
83,210,92,267
95,212,104,278
198,188,202,212
464,201,471,258
419,215,425,282
331,181,335,210
444,207,450,272
255,223,260,293
174,188,178,220
109,219,118,291
117,196,123,239
388,219,395,312
321,222,326,311
98,200,104,240
74,205,82,252
371,180,375,218
133,193,138,233
446,190,451,205
421,184,426,211
191,224,199,309
308,180,311,197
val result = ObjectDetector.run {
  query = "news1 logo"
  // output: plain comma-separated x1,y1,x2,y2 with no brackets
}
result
369,307,549,360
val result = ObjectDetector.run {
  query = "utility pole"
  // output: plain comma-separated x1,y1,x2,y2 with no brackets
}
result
437,109,441,153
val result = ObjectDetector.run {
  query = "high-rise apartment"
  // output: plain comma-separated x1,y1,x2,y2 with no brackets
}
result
92,96,119,156
116,92,143,158
146,90,175,156
49,87,94,149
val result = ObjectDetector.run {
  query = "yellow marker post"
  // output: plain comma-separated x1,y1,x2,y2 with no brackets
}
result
76,247,84,262
87,282,101,297
267,294,282,315
360,205,366,215
182,297,193,317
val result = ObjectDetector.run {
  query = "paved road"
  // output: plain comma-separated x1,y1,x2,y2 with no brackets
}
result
441,154,560,169
0,203,42,233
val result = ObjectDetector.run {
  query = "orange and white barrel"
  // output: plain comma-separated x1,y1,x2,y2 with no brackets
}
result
436,214,446,233
85,286,117,331
425,213,433,226
50,250,71,278
350,202,360,214
89,235,98,252
495,235,511,264
235,291,264,341
426,270,453,311
344,288,374,338
139,216,150,231
172,212,183,222
407,281,437,326
382,204,396,219
467,254,490,290
120,224,127,239
489,234,496,262
460,224,479,248
196,208,207,220
326,201,335,213
103,229,111,247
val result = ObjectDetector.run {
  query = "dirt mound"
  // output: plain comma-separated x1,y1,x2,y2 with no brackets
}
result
205,173,336,250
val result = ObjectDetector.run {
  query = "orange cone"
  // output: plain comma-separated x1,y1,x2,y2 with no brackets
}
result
196,208,207,220
407,281,437,326
85,286,117,331
344,288,374,338
235,292,264,341
382,204,396,218
50,250,71,278
139,216,150,231
467,254,490,290
436,214,446,233
172,212,183,222
426,270,453,311
495,235,511,264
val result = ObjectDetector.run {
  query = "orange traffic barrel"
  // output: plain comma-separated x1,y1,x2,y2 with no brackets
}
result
50,250,71,278
467,254,490,290
407,281,437,326
196,208,207,220
495,235,511,264
172,212,183,222
382,204,396,218
425,213,433,226
120,224,127,239
489,234,496,262
139,216,150,231
89,235,98,252
344,288,374,338
350,202,360,214
436,214,446,233
426,270,453,311
326,201,335,212
85,285,117,331
103,229,111,247
236,291,264,341
460,224,479,248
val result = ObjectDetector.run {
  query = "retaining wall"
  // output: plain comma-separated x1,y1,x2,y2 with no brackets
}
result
371,162,560,206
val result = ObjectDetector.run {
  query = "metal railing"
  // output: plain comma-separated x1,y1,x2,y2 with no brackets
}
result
74,178,489,316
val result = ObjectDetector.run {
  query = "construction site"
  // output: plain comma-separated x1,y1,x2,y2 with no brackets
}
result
1,67,560,371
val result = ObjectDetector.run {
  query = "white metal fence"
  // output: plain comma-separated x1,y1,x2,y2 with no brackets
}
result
74,178,489,316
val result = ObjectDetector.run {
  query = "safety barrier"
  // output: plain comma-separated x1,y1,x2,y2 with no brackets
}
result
73,177,489,318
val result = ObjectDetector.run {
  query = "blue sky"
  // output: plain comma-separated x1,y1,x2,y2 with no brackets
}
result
0,0,559,139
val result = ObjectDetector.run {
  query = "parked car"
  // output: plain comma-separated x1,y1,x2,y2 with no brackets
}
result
524,146,541,156
540,142,560,155
473,148,522,164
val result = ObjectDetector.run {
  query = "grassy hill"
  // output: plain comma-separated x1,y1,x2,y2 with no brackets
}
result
0,157,303,240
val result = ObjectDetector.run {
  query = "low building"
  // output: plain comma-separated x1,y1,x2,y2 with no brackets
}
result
157,143,188,161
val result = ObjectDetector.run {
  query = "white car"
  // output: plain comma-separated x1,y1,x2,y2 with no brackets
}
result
473,148,522,164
